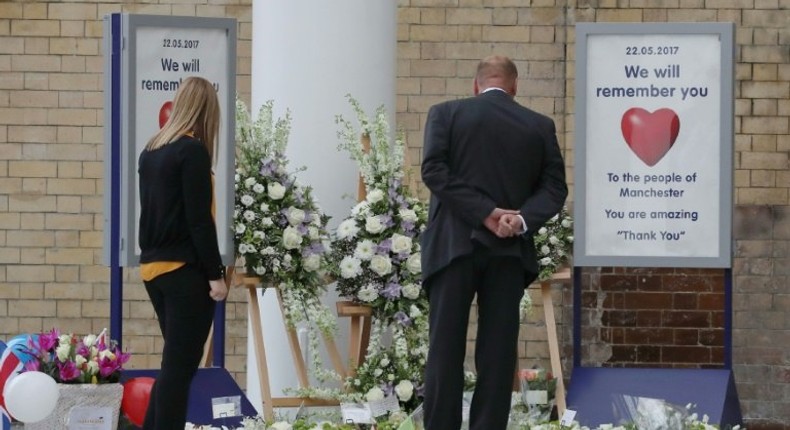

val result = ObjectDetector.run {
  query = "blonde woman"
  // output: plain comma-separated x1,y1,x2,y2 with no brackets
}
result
138,76,228,429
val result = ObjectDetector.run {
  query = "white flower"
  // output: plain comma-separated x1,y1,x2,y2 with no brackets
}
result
351,201,370,216
243,210,255,222
399,208,418,223
308,226,319,240
541,245,551,255
568,235,574,242
409,304,422,318
75,354,87,368
262,217,274,227
267,182,286,200
405,252,421,274
287,207,306,226
538,227,548,235
240,194,254,206
549,236,560,245
262,246,276,255
238,243,249,254
252,183,265,194
244,177,256,188
365,387,385,402
83,334,97,348
253,230,265,241
254,265,266,275
380,357,390,367
395,380,414,402
86,360,99,375
390,233,412,254
353,239,376,260
366,188,385,204
303,254,321,272
259,202,269,212
540,257,552,266
365,215,385,234
282,226,303,250
561,218,572,228
56,343,71,361
369,254,393,276
235,223,246,234
336,218,360,240
358,284,379,302
340,256,363,279
373,368,383,377
402,283,421,299
270,422,292,430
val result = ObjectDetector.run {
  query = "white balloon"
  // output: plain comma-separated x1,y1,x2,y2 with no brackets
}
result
3,371,59,423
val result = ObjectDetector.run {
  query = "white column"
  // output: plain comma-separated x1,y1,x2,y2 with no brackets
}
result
248,0,397,413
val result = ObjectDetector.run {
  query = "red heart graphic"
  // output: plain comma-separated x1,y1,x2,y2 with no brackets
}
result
158,100,173,129
621,108,680,167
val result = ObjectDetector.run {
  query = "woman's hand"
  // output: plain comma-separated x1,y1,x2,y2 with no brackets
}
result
209,278,228,301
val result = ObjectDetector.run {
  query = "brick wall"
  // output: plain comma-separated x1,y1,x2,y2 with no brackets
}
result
1,0,788,427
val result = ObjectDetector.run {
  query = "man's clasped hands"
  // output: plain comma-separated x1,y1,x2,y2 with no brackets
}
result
484,208,524,238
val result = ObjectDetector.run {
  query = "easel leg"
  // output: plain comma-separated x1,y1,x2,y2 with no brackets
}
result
248,285,274,421
275,288,310,388
541,281,567,416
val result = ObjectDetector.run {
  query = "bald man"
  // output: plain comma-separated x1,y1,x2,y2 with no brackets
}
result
420,55,568,430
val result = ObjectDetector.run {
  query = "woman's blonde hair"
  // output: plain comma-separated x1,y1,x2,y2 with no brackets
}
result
146,76,221,162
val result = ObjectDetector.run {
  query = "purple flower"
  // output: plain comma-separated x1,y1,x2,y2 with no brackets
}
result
297,224,309,235
382,282,402,300
24,361,40,372
377,239,392,254
383,382,395,397
394,311,412,326
380,214,395,229
402,221,415,232
75,343,90,358
38,329,59,352
58,360,81,381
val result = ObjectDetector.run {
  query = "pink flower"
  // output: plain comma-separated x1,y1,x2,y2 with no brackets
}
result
58,360,81,381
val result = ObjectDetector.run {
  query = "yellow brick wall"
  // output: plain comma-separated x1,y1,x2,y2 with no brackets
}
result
1,0,788,423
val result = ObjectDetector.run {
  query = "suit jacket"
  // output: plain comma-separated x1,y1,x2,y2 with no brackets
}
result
420,89,568,283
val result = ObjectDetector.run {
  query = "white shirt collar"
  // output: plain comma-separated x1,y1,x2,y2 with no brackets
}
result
482,87,507,94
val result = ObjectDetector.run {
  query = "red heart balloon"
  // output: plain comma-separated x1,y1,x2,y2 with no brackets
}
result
122,377,155,427
621,107,680,167
158,101,173,129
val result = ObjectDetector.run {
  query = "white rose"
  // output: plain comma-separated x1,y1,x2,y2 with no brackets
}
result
549,236,560,245
398,208,418,223
541,245,551,255
308,226,319,240
260,203,269,213
366,188,385,204
365,216,385,234
262,217,274,227
240,194,254,206
340,256,362,279
353,240,376,260
373,368,383,377
395,380,414,402
303,254,321,272
235,223,246,234
270,422,293,430
268,182,286,200
402,283,421,299
561,218,572,228
369,254,393,276
252,183,265,194
358,284,379,302
390,233,412,254
254,265,266,275
243,210,255,222
380,357,390,367
538,227,548,235
244,177,256,188
287,207,306,226
351,201,370,216
365,387,385,402
405,252,421,274
409,304,422,318
540,257,552,266
282,226,303,250
336,218,360,240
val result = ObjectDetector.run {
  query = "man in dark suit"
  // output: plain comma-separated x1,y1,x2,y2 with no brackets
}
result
420,55,568,430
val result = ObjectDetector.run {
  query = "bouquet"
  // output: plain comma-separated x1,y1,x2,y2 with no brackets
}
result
21,328,129,384
233,98,335,334
329,95,429,413
535,206,573,281
517,368,557,422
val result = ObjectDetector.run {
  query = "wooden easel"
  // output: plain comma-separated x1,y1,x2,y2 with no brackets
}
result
243,276,346,420
538,268,570,416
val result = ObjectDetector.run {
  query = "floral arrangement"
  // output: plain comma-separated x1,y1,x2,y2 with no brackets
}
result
516,368,557,423
233,97,335,335
535,206,573,282
327,95,429,413
21,328,129,384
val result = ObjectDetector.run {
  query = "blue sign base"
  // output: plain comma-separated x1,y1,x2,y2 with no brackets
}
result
122,367,258,427
566,367,742,427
